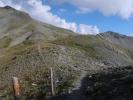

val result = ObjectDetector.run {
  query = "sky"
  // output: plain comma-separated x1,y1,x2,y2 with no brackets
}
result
0,0,133,35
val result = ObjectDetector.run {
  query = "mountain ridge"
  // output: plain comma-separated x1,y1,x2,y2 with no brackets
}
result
98,31,133,48
0,6,133,100
0,6,76,47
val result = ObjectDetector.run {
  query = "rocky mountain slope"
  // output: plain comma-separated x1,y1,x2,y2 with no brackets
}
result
0,6,133,100
99,31,133,48
0,6,74,47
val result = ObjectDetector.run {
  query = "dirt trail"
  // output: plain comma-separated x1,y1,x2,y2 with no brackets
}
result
64,71,90,100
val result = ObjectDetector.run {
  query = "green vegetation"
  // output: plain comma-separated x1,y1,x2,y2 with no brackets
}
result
127,50,133,60
0,37,11,48
53,35,108,59
0,6,133,100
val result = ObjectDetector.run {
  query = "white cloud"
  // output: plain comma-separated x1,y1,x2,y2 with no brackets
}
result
0,0,99,35
0,1,4,7
76,7,92,14
59,8,67,12
51,0,133,19
78,24,99,35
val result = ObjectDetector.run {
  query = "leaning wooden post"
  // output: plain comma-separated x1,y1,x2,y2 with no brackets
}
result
50,67,55,96
12,77,20,100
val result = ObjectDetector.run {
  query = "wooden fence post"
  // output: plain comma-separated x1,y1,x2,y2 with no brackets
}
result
50,67,55,96
12,77,20,100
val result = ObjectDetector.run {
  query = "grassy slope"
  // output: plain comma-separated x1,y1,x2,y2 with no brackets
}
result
53,35,133,65
0,7,133,100
0,34,132,99
0,35,133,99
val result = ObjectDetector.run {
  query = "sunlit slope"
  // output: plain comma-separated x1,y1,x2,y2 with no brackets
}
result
0,6,133,100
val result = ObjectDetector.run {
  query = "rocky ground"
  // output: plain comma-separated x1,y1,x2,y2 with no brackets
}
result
52,65,133,100
0,6,133,100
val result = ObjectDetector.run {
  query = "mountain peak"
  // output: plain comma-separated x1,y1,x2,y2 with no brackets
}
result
100,31,127,38
0,6,15,10
4,6,14,9
98,31,133,48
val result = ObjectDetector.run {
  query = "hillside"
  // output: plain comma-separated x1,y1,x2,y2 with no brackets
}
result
0,6,133,100
0,6,75,47
99,31,133,48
